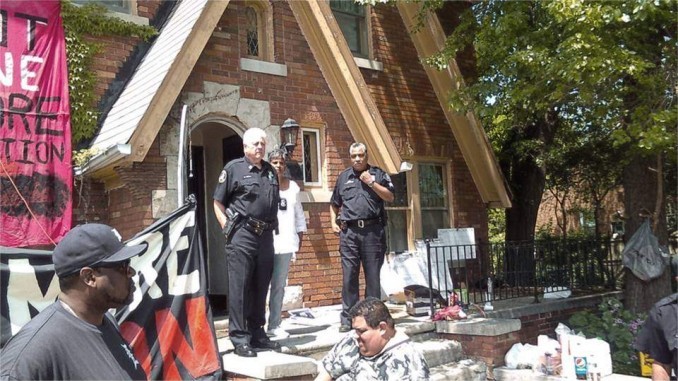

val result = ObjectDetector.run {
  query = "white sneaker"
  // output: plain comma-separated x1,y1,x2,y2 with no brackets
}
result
267,327,290,339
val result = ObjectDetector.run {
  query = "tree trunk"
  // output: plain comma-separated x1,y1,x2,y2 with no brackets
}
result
622,153,670,314
503,141,546,286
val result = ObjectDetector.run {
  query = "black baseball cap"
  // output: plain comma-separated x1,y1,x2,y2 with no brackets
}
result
53,224,147,277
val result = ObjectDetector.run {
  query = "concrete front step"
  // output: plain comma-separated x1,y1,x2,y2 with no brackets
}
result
217,304,479,380
429,359,488,381
222,351,317,380
415,338,464,368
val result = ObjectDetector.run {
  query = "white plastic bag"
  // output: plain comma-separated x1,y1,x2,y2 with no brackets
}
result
504,343,524,369
622,220,669,281
505,343,541,369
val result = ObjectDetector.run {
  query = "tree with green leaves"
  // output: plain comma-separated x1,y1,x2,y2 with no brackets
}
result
422,0,675,311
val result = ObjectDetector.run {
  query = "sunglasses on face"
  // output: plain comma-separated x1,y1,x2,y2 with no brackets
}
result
350,153,366,159
92,259,131,274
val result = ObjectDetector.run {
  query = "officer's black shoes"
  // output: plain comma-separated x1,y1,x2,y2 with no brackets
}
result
339,324,351,333
251,337,282,352
234,344,257,357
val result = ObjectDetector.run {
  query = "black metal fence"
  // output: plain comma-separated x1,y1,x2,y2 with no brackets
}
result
425,238,624,310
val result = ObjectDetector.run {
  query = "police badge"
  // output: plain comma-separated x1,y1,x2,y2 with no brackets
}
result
218,170,227,183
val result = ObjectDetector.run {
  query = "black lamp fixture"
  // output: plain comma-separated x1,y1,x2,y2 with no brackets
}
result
280,118,299,157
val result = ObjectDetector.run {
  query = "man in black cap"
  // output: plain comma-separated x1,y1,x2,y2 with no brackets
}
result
0,224,147,380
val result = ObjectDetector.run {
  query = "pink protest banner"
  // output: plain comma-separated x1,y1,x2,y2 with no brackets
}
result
0,1,72,247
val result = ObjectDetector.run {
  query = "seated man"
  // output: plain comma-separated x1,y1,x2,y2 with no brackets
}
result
315,297,430,381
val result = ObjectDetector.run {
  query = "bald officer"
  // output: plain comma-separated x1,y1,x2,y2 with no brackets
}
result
213,127,280,357
330,142,394,332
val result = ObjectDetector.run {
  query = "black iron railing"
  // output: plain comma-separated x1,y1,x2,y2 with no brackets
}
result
426,238,624,316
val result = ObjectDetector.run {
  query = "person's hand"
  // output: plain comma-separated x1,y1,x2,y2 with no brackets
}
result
359,170,373,185
332,223,341,234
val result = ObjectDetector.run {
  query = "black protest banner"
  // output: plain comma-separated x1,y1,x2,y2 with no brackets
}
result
0,201,221,380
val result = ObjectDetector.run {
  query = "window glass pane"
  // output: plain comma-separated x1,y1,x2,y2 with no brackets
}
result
420,164,446,208
73,0,129,13
386,210,408,253
420,163,448,239
245,7,259,57
386,172,408,252
330,1,364,16
302,130,319,183
330,1,367,57
422,210,449,239
388,173,407,207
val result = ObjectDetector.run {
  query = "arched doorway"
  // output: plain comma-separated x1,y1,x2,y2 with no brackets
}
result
188,117,245,315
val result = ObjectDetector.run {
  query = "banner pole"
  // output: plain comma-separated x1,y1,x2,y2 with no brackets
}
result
177,105,188,207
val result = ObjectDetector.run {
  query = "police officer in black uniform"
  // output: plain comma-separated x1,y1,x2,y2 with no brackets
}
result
213,127,281,357
634,260,678,380
330,142,394,332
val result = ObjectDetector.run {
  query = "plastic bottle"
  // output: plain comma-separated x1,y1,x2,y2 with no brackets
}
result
545,353,554,375
586,355,600,381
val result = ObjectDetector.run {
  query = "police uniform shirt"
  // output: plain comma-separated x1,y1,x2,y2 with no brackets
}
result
330,165,394,221
635,293,678,377
213,157,279,222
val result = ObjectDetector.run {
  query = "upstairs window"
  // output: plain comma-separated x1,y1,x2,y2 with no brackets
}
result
329,0,369,58
245,6,259,57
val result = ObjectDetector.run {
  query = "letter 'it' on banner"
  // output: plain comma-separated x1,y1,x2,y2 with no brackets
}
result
0,0,73,246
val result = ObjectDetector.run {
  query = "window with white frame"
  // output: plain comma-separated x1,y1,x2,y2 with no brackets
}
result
385,172,409,253
329,0,369,58
301,129,322,186
419,163,449,239
385,162,451,252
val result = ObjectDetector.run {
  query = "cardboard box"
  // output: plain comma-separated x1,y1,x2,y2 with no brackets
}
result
404,287,433,316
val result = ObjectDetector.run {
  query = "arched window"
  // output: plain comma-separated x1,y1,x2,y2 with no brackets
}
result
245,6,259,57
242,2,273,61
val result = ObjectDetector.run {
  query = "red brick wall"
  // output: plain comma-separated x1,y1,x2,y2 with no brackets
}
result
440,305,592,367
72,177,109,225
107,140,166,240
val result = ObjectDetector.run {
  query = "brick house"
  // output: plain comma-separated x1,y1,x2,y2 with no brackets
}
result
74,0,510,308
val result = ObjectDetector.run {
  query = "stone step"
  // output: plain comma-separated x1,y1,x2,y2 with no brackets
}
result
222,351,316,380
429,359,488,381
414,338,464,368
216,304,479,380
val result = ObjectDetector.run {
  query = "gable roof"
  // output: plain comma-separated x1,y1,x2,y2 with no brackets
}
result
86,0,228,168
84,0,510,208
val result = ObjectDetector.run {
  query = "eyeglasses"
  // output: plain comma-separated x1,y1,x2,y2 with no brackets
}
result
350,153,366,159
93,259,131,274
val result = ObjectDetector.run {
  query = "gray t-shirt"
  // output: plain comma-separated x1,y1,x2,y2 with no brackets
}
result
0,301,145,380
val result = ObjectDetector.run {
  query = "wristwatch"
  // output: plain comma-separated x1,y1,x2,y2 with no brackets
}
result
368,180,375,188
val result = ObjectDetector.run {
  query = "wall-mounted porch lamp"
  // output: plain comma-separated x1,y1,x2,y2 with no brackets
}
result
280,118,299,157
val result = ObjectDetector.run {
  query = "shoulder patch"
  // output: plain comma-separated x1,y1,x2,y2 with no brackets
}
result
218,170,227,183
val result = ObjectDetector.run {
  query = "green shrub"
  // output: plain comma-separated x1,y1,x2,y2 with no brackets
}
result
568,297,646,376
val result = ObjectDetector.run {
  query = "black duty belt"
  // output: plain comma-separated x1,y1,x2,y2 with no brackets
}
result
343,218,382,229
243,217,277,236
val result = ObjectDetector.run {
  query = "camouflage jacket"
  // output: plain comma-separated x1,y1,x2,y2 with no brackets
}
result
321,330,430,381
